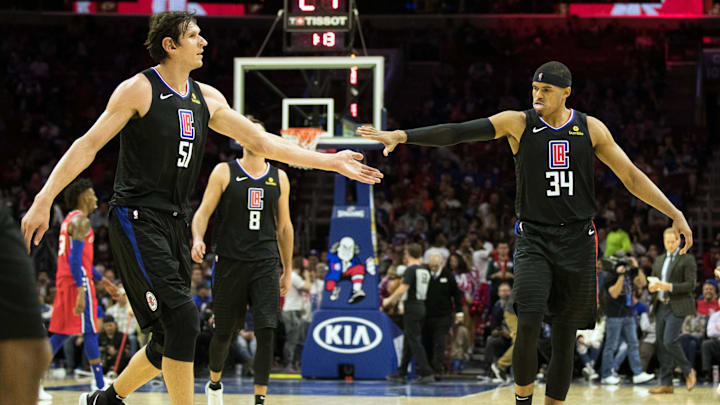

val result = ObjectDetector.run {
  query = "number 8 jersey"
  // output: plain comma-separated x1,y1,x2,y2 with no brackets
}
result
111,68,209,217
514,108,596,225
212,160,281,262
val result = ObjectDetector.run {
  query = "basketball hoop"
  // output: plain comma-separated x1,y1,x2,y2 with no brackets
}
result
281,127,325,169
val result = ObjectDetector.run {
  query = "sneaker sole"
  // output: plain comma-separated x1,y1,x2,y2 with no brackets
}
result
78,393,88,405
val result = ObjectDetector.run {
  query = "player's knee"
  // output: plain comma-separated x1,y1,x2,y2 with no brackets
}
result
516,312,543,338
162,301,200,362
146,332,165,369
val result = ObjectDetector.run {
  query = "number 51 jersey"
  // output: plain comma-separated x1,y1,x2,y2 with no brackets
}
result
111,68,209,217
212,160,281,262
514,108,597,225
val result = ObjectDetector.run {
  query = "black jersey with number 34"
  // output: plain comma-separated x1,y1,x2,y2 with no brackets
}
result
212,160,281,262
514,108,597,225
110,68,209,217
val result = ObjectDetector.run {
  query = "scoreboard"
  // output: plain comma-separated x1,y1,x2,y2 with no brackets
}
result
283,0,354,52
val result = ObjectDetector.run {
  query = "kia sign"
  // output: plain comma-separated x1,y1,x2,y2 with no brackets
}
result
570,0,704,17
312,316,383,354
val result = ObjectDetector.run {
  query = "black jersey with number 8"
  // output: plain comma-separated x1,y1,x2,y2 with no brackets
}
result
212,160,281,262
514,108,596,225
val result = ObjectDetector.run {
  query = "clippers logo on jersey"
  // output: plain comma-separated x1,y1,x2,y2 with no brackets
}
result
178,109,195,140
548,140,570,169
248,188,264,210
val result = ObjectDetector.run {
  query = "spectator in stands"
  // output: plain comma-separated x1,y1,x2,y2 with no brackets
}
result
486,241,513,301
576,315,605,381
702,306,720,379
98,315,129,373
424,253,463,375
472,233,493,283
424,233,450,266
193,282,212,312
485,282,512,371
282,257,311,371
104,290,138,355
604,221,632,258
703,241,720,281
698,281,720,316
450,312,471,374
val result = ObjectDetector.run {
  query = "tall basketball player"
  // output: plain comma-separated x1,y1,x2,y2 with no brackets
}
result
191,118,292,405
47,179,108,392
20,12,382,405
358,61,693,405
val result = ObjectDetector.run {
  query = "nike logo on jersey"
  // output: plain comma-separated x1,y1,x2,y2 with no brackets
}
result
532,126,547,133
160,93,173,100
589,228,595,236
236,176,248,182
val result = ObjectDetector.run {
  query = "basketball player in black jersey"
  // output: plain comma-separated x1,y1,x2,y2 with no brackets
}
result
359,61,693,405
191,118,291,405
20,12,381,405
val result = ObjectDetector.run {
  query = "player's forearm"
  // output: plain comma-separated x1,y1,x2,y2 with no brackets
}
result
191,212,211,243
277,224,294,274
402,118,496,147
35,138,98,205
625,169,683,221
258,133,334,172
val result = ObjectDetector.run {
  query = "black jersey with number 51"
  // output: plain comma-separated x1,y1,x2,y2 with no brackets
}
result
212,160,281,262
110,68,209,218
514,108,597,225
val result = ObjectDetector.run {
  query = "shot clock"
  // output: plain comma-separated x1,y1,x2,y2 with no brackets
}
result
283,0,354,52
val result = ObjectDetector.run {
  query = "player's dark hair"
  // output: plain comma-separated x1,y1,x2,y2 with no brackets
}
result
64,178,93,210
145,11,197,63
405,243,422,259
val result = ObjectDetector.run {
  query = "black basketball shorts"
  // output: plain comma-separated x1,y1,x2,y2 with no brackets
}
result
211,256,281,335
0,201,46,340
511,219,598,330
108,207,192,330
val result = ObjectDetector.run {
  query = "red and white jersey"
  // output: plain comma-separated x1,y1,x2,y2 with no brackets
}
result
56,210,94,283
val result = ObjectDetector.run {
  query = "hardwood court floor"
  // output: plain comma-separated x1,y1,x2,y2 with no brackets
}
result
41,377,720,404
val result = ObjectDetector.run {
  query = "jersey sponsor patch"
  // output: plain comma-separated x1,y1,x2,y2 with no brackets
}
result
248,187,264,210
569,125,584,136
548,140,570,169
178,109,195,140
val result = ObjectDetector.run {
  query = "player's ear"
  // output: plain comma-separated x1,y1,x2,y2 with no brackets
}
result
162,37,177,54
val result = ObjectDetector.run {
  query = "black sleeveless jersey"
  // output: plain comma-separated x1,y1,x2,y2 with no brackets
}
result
514,109,596,225
110,68,210,218
212,160,281,261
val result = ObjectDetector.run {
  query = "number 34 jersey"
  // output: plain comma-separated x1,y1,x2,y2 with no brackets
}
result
212,160,281,262
514,108,597,225
111,67,210,218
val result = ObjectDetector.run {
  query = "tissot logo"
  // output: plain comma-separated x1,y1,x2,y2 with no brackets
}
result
337,206,365,218
288,16,349,27
313,317,382,354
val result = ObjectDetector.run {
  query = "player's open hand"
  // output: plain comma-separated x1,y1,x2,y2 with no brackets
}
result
672,214,693,254
330,149,383,184
356,126,404,157
191,239,206,263
102,278,123,300
20,197,52,253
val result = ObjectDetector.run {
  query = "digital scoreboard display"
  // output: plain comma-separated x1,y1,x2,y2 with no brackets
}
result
284,0,353,32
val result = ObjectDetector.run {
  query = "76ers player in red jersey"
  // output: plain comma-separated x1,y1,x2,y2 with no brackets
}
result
47,179,112,392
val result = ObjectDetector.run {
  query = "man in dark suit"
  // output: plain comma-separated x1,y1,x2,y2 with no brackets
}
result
649,228,697,394
424,253,463,375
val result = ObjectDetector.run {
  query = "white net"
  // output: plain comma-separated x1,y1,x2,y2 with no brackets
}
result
280,127,325,169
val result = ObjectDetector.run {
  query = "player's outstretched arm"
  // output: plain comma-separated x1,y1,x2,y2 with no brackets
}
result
21,75,148,252
276,169,294,297
357,111,525,156
191,163,229,263
198,83,382,184
590,116,693,254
